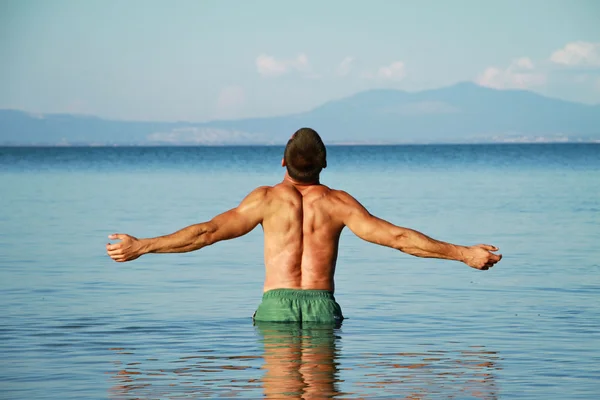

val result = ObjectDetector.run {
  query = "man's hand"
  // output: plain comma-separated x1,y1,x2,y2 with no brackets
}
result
106,234,143,262
462,244,502,270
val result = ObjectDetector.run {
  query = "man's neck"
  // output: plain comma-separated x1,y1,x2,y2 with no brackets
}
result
283,173,320,187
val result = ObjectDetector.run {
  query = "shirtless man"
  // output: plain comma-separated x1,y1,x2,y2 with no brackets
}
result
106,128,502,323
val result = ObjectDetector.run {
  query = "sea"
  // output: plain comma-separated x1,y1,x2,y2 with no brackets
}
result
0,144,599,399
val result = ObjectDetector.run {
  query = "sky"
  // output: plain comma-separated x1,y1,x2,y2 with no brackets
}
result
1,0,600,122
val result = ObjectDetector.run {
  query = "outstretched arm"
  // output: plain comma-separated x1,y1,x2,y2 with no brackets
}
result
106,187,268,262
339,193,502,270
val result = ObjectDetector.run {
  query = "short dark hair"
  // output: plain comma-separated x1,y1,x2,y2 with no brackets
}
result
284,128,327,183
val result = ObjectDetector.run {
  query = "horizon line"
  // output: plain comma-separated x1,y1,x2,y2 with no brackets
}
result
1,141,599,148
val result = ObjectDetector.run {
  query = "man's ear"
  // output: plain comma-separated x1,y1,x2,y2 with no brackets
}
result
323,159,327,169
281,158,286,167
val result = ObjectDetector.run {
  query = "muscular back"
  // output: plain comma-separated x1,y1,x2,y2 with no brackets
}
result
261,183,346,292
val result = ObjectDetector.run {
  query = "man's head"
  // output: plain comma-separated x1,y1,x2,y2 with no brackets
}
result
283,128,327,183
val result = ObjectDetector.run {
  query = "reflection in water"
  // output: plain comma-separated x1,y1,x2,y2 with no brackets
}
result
108,347,263,398
109,322,501,399
353,347,500,399
256,321,342,399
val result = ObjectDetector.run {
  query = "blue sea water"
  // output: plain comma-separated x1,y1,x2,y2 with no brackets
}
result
0,144,599,399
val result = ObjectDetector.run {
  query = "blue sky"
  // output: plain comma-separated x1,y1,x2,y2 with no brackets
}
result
1,0,599,121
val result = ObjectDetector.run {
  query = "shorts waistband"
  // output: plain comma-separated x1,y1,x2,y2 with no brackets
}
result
262,289,335,300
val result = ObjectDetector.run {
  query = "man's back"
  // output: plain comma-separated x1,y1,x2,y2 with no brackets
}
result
262,182,346,293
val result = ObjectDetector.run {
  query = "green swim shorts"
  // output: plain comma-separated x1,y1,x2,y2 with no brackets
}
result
253,289,344,323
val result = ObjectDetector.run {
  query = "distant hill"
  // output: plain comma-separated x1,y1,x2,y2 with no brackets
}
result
1,82,599,145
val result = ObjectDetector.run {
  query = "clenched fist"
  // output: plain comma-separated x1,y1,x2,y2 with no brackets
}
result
106,234,143,262
463,244,502,270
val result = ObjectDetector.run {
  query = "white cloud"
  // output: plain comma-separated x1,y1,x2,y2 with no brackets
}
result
256,53,311,77
256,55,287,77
215,85,246,119
514,57,534,70
336,56,354,77
550,42,600,67
476,57,545,89
378,61,406,81
293,53,309,71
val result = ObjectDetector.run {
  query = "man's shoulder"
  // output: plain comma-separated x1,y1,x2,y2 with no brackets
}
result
325,188,358,204
301,187,360,214
247,185,272,196
253,184,298,203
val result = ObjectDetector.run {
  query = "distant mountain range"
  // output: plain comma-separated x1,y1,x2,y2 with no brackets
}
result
1,82,599,145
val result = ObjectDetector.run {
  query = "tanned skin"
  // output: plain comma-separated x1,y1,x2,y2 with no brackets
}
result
107,159,502,292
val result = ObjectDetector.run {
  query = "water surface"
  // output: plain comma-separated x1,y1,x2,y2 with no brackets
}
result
1,144,599,398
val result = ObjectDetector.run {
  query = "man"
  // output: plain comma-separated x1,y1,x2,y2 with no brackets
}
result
106,128,502,323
